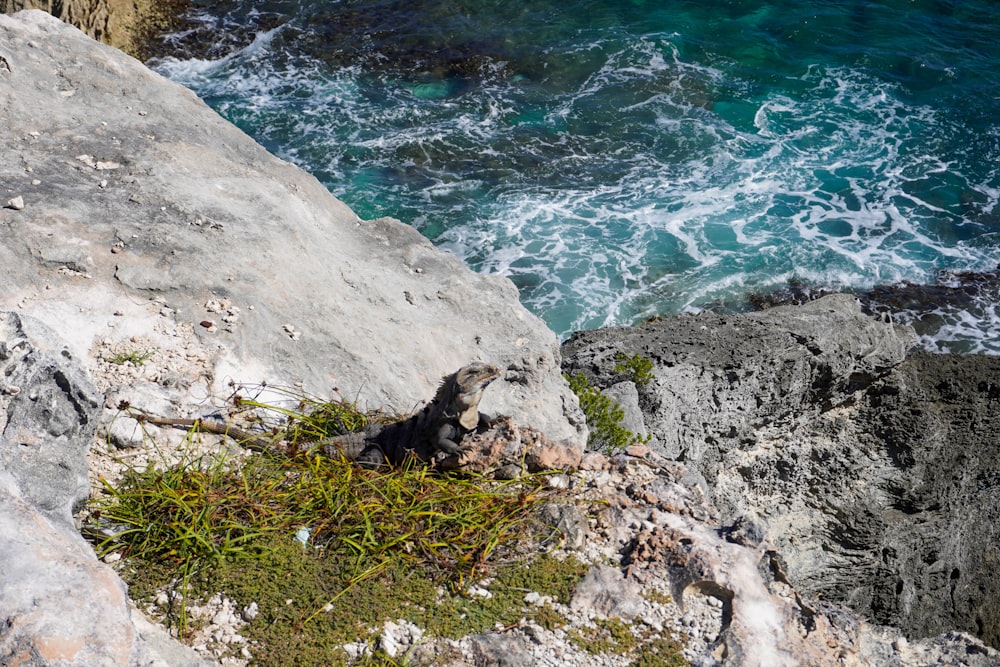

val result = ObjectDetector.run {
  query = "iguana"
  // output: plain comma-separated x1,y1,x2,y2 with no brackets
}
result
142,362,503,468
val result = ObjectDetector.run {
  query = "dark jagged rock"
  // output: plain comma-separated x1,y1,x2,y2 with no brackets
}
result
0,311,99,527
563,294,914,475
563,293,1000,651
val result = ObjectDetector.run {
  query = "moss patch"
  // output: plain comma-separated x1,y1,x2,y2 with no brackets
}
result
569,616,688,665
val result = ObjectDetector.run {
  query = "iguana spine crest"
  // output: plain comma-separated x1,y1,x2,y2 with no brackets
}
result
142,362,502,468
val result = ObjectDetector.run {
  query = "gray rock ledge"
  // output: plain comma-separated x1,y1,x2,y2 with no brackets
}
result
563,294,1000,652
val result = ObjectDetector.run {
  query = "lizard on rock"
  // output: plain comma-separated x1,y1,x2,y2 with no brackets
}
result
142,362,503,468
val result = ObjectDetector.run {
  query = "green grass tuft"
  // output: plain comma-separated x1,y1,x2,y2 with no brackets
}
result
106,348,155,366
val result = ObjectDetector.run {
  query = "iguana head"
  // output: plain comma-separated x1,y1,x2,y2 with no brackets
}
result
450,362,502,429
454,362,502,390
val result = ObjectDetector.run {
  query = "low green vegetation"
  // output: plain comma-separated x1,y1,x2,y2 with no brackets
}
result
106,348,154,366
628,636,690,667
568,615,687,666
91,392,590,666
643,589,674,606
613,351,655,387
569,616,638,655
566,371,651,452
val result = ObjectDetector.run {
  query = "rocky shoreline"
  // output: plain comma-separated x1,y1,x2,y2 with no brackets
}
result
1,0,188,58
1,9,999,667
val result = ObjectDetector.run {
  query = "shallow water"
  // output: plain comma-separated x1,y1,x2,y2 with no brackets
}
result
152,0,1000,351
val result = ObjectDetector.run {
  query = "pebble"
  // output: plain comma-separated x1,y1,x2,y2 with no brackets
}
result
546,474,571,490
6,196,25,210
468,585,492,599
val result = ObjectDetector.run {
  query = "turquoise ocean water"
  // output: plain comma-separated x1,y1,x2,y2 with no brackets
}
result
153,0,1000,351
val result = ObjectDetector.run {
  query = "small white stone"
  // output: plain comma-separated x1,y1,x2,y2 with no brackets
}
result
546,474,571,490
212,609,234,626
468,585,492,599
342,642,368,660
6,196,25,210
242,602,259,621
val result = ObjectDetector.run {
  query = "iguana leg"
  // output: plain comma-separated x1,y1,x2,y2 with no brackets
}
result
434,423,464,455
357,444,391,469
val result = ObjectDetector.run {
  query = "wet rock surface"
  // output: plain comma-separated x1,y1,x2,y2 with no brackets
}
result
2,0,188,58
563,293,1000,652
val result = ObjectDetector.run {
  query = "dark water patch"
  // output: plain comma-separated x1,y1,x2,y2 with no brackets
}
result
147,0,293,61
